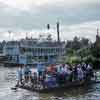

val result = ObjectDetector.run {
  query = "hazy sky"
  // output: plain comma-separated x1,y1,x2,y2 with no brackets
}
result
0,0,100,41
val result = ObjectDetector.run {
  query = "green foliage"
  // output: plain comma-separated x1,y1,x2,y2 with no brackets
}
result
62,55,81,64
65,36,97,66
64,35,100,68
66,36,90,51
66,48,75,56
82,55,96,63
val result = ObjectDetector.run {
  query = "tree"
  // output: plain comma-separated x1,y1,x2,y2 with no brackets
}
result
80,38,89,47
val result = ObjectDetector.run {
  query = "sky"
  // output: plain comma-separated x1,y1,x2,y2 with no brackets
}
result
0,0,100,42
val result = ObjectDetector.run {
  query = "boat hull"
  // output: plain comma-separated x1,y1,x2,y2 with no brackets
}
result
17,80,98,93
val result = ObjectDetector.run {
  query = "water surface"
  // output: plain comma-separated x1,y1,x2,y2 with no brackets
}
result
0,66,100,100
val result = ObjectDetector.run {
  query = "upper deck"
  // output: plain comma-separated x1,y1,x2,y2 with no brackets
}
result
20,38,65,49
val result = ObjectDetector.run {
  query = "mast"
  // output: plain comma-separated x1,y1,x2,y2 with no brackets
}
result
57,21,60,42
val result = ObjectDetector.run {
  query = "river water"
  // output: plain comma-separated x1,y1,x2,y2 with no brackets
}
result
0,66,100,100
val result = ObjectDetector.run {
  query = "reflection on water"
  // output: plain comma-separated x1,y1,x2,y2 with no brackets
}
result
0,66,100,100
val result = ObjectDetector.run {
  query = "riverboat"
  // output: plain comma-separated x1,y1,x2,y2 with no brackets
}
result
3,38,65,67
3,22,66,67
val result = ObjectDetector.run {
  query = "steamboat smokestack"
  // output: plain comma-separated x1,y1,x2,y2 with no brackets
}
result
57,21,60,42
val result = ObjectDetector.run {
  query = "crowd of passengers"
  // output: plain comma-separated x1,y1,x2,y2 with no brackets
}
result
16,63,94,89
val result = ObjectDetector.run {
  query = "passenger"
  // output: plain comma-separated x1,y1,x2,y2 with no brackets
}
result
81,63,87,71
77,65,84,81
45,73,57,88
16,65,23,86
40,71,46,89
56,64,61,73
86,64,93,80
57,64,66,85
66,67,72,81
65,64,70,70
81,63,87,79
65,64,73,83
50,64,56,74
72,65,78,81
31,72,38,88
56,64,60,84
23,64,31,83
37,62,45,80
44,73,51,88
87,64,93,72
68,66,73,82
62,64,68,73
61,64,69,82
